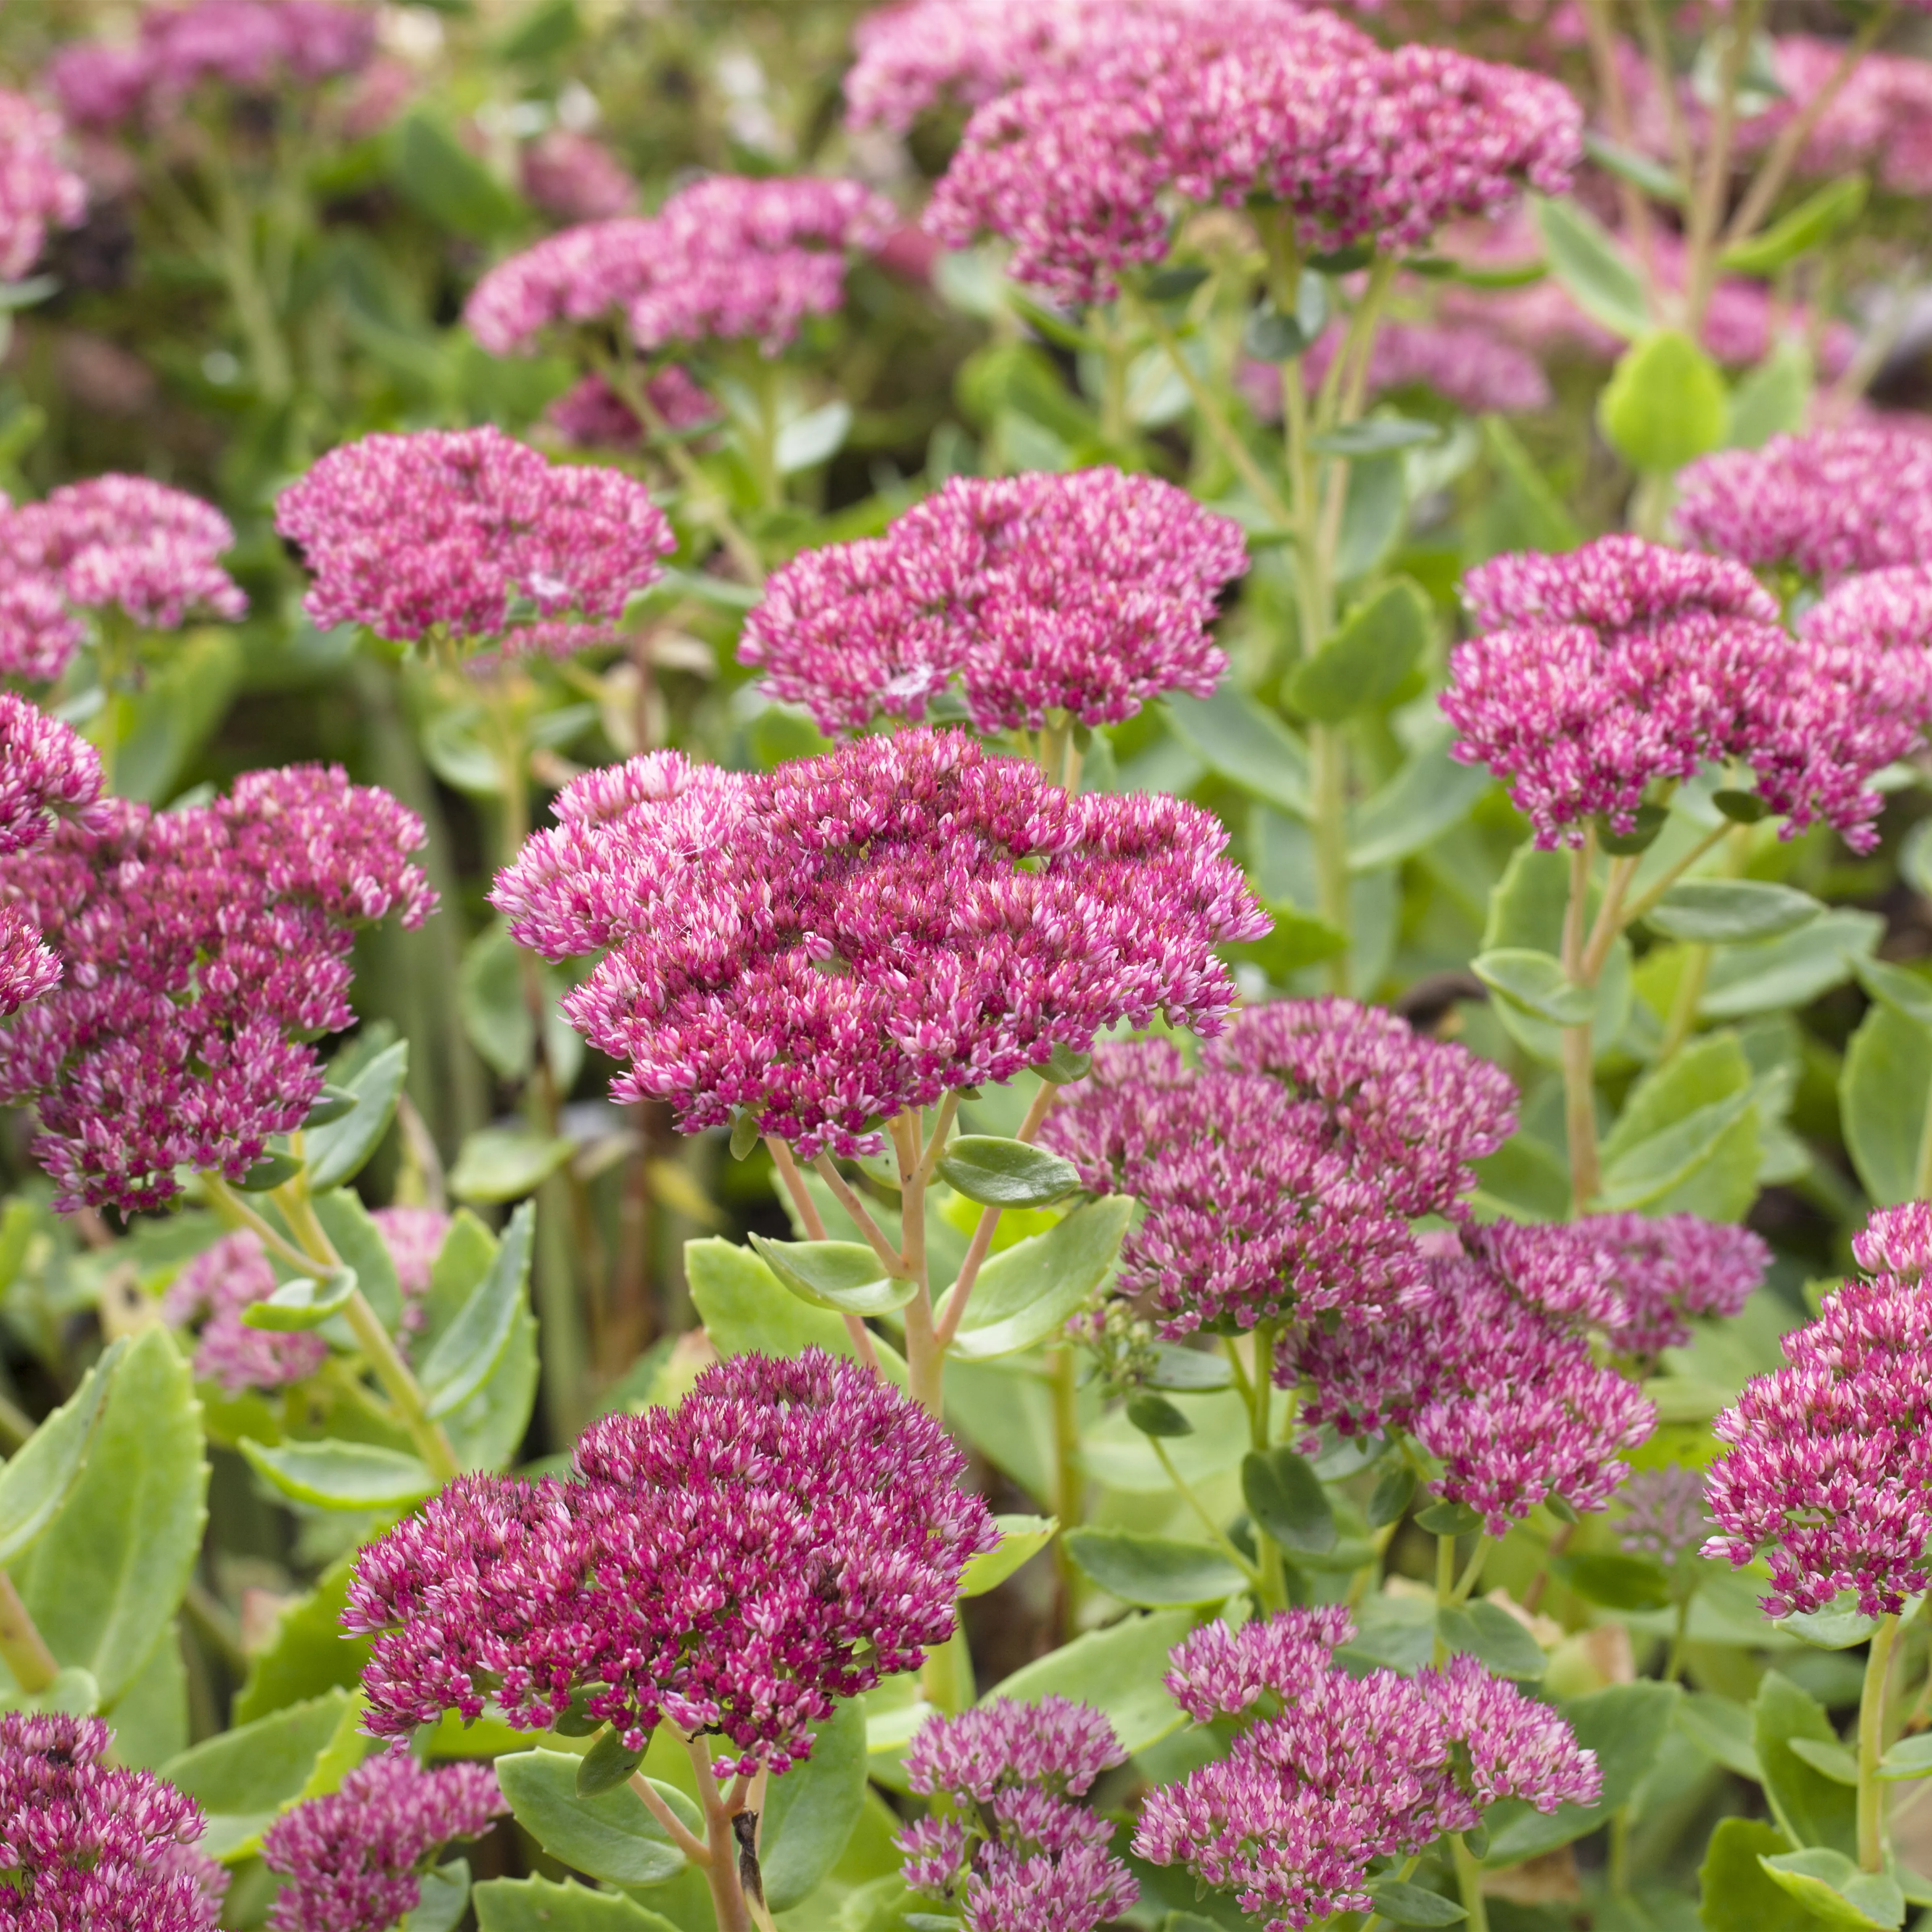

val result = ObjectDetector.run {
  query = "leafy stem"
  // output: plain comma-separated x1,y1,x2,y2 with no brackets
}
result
0,1570,58,1695
1859,1612,1902,1872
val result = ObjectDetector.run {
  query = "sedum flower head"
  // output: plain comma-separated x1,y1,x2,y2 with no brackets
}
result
0,764,432,1212
491,730,1267,1159
0,91,84,283
547,369,716,451
347,1349,998,1772
519,128,636,225
0,1711,227,1931
739,469,1248,735
1445,533,1932,852
1581,1210,1769,1362
261,1754,504,1932
1803,565,1932,658
275,427,675,658
1618,1465,1710,1569
1705,1208,1932,1616
463,217,659,358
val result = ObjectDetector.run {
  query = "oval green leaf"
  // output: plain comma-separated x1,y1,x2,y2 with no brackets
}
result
239,1438,437,1511
1645,880,1823,945
1061,1527,1248,1608
958,1515,1058,1598
1241,1445,1336,1555
496,1747,689,1887
946,1196,1133,1360
747,1234,916,1316
934,1137,1080,1209
1470,948,1596,1026
241,1266,357,1333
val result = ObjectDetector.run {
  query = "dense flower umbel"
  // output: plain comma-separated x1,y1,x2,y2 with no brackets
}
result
0,475,246,681
1039,1002,1515,1336
924,7,1580,305
1289,1223,1655,1533
1618,1466,1711,1569
1704,1210,1932,1617
1804,566,1932,658
900,1700,1136,1932
0,1712,227,1931
0,765,432,1212
739,469,1248,735
1582,1211,1770,1362
519,128,636,224
547,369,717,450
275,427,675,658
463,217,660,357
491,731,1266,1158
1677,428,1932,580
1445,533,1932,852
1135,1612,1599,1931
0,92,84,283
0,694,107,1016
347,1350,997,1770
260,1756,505,1932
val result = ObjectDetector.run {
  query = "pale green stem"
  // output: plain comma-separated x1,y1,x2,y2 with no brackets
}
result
629,1769,712,1864
685,1735,758,1932
1310,724,1350,994
1251,1324,1290,1612
1560,834,1601,1214
1861,1614,1903,1872
1150,1437,1262,1587
890,1113,945,1417
1051,1343,1088,1633
934,1080,1056,1346
1614,823,1733,932
1451,1834,1491,1932
0,1571,57,1693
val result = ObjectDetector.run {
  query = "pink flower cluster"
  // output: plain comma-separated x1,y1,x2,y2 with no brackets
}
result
1677,428,1932,580
0,475,246,681
547,367,716,451
372,1205,451,1324
1618,1465,1710,1569
1134,1611,1600,1930
0,764,432,1212
900,1699,1136,1932
1805,567,1932,658
492,731,1267,1158
1444,533,1931,852
1039,1001,1516,1336
1586,1210,1769,1362
346,1350,997,1769
0,91,84,283
1241,316,1552,421
0,1711,226,1931
923,7,1581,304
1289,1222,1657,1534
740,469,1248,735
260,1755,504,1932
49,1,375,129
464,175,892,359
518,128,636,224
1705,1203,1932,1618
275,427,675,658
0,693,106,1016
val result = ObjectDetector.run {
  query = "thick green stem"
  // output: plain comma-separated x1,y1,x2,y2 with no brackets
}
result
890,1115,945,1416
1860,1614,1902,1872
1251,1325,1291,1611
687,1736,758,1932
1150,1437,1261,1589
1310,724,1350,993
1451,1833,1491,1932
1560,836,1600,1214
1050,1343,1088,1633
0,1571,57,1693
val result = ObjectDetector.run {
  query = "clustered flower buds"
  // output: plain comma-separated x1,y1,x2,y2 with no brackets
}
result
260,1754,505,1932
0,91,84,283
0,764,432,1212
900,1699,1137,1932
274,426,675,658
346,1350,997,1771
1039,1000,1516,1335
1134,1611,1600,1930
491,731,1267,1158
1586,1210,1769,1362
547,368,716,451
0,1711,227,1930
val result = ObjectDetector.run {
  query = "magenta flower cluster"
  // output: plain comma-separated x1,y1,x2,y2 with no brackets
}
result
0,91,84,283
1444,533,1932,852
1243,317,1553,423
922,4,1581,304
519,128,636,225
275,426,675,658
0,764,431,1212
740,468,1248,735
1134,1611,1600,1930
49,0,375,129
1039,999,1516,1336
1587,1210,1768,1362
547,367,716,451
492,730,1266,1159
347,1349,996,1771
0,475,246,681
1290,1222,1657,1534
1704,1203,1932,1618
0,1711,227,1931
1804,566,1932,658
900,1699,1136,1932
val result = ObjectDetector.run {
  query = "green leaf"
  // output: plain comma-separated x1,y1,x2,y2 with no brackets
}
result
747,1235,915,1317
403,1861,472,1932
987,1610,1191,1754
1598,802,1670,856
1307,415,1441,456
1042,1043,1092,1085
233,1551,370,1722
1701,910,1882,1019
305,1040,410,1191
1784,1606,1882,1650
577,1727,645,1798
1552,1551,1672,1611
1583,130,1686,204
450,1124,574,1205
1533,193,1649,339
1855,955,1932,1032
1241,1445,1335,1555
1334,454,1406,584
160,1690,352,1861
1346,736,1492,874
1146,1344,1233,1392
497,0,578,59
1843,1001,1932,1208
935,1137,1081,1209
1755,1670,1858,1860
1242,273,1328,361
1728,341,1814,449
1678,1693,1763,1781
1286,577,1432,724
1435,1602,1546,1680
1699,1818,1814,1932
1163,687,1310,818
1879,1734,1932,1781
1472,948,1595,1026
1645,880,1823,945
1414,1500,1483,1537
239,1438,437,1511
1470,416,1583,559
475,1876,685,1932
760,1697,868,1910
1220,903,1347,982
1598,1031,1759,1216
686,1238,909,1388
958,1515,1057,1597
312,1188,405,1336
1599,330,1730,473
459,922,536,1081
237,1150,304,1191
1126,1392,1194,1438
1721,175,1869,277
0,1338,125,1568
947,1196,1132,1360
419,1202,535,1418
1062,1527,1247,1606
1368,1880,1468,1927
10,1327,206,1707
1366,1466,1416,1528
776,401,853,476
388,111,524,239
1786,1737,1860,1784
241,1266,357,1332
497,1748,692,1887
1759,1850,1904,1930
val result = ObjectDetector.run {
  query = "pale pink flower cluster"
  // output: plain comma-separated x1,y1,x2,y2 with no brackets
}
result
739,468,1248,734
1804,567,1932,657
0,91,84,283
1586,1210,1769,1362
275,426,674,657
492,732,1267,1158
547,368,717,451
518,128,636,224
1241,317,1552,421
0,693,106,1016
464,216,658,358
